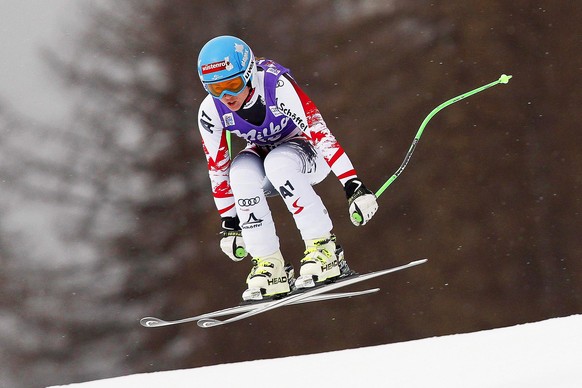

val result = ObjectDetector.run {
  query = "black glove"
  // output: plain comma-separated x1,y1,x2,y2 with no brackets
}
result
344,178,379,226
219,216,247,261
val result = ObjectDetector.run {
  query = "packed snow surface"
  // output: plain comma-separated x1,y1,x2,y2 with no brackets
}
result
50,314,582,388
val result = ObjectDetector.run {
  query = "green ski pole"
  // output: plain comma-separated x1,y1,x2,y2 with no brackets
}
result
351,74,512,225
226,130,232,158
225,130,247,259
375,74,512,198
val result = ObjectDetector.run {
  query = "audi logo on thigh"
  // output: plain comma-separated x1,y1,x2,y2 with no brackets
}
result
238,196,261,207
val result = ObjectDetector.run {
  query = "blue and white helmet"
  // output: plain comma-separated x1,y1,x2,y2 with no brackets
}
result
197,36,257,98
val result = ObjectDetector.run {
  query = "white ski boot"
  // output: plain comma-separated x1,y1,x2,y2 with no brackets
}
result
296,235,349,289
242,250,293,301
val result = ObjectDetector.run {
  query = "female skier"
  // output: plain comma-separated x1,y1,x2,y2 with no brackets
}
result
197,35,378,301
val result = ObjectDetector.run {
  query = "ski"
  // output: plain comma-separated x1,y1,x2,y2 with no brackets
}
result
140,288,380,328
198,258,427,328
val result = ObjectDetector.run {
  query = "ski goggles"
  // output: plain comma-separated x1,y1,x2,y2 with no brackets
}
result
205,75,247,99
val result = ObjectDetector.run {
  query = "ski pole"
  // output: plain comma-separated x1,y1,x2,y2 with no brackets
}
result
226,130,232,158
350,74,512,225
374,74,512,198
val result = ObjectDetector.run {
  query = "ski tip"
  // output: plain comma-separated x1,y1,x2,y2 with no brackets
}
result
197,318,221,328
411,258,428,266
140,317,165,328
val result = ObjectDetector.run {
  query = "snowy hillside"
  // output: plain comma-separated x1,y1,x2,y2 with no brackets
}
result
50,315,582,388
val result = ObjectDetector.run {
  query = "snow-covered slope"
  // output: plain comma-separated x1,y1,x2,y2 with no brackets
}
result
50,315,582,388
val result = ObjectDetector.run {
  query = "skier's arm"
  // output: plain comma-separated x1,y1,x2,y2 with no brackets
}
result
275,75,358,184
197,97,237,218
276,75,378,225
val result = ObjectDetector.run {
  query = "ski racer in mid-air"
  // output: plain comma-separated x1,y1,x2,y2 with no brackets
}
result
196,35,378,301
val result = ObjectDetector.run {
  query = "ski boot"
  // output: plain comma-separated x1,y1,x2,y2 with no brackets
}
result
242,250,294,301
295,234,353,289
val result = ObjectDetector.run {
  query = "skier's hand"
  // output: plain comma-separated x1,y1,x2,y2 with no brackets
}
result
344,178,378,226
220,216,248,261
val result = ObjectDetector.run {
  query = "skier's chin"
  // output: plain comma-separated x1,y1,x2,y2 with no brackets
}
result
226,100,242,111
220,97,242,111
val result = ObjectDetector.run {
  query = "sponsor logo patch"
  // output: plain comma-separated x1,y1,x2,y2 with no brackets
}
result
201,57,233,74
242,213,263,229
269,106,283,117
238,197,261,207
266,67,280,76
223,113,235,127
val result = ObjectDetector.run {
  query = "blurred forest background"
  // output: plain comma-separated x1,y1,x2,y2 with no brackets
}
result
1,0,581,387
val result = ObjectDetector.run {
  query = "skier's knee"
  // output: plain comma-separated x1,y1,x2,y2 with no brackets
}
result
264,151,301,180
230,153,264,187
